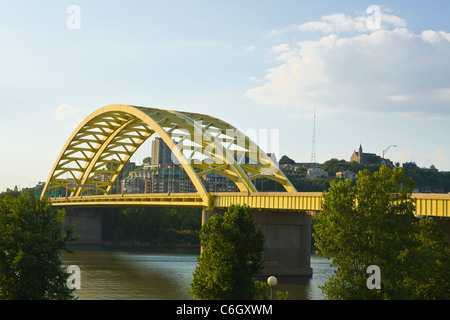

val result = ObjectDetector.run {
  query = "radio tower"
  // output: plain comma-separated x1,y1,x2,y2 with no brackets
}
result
311,102,317,164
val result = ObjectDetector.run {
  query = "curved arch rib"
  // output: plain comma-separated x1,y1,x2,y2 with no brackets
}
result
173,110,297,193
42,104,297,203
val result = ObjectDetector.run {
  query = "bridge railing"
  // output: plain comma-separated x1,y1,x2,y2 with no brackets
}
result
212,192,323,211
49,192,449,217
413,193,450,217
49,193,205,207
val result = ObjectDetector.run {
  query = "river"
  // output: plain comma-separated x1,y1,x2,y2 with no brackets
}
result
61,245,334,300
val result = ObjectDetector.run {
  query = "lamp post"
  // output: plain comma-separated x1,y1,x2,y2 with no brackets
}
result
382,145,396,159
382,145,397,165
267,276,277,300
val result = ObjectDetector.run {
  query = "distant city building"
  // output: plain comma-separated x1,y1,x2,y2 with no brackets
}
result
120,167,237,194
121,177,146,194
350,144,393,166
201,174,237,193
145,169,196,193
350,144,378,165
151,137,173,167
403,162,419,170
306,167,328,179
281,163,301,169
336,170,356,180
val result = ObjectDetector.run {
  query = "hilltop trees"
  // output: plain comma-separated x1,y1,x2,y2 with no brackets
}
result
279,155,296,165
0,193,76,300
278,155,450,193
313,166,449,299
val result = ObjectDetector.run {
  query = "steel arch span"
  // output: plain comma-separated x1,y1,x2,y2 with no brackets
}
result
42,104,296,204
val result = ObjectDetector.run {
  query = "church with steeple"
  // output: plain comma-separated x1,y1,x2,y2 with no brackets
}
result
350,144,380,165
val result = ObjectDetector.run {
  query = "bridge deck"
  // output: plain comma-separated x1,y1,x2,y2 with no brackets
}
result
49,192,450,217
50,193,204,207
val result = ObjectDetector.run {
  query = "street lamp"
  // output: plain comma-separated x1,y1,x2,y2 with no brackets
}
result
267,276,277,300
382,145,397,159
382,145,397,166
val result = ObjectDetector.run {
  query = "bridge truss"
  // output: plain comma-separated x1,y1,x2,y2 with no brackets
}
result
42,104,296,205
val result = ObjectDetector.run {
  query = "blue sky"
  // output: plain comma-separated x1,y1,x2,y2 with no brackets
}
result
1,1,450,191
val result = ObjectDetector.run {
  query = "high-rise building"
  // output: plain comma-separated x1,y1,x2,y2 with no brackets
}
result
120,168,237,194
151,137,173,167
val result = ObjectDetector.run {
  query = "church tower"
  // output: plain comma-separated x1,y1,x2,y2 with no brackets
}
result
350,144,363,164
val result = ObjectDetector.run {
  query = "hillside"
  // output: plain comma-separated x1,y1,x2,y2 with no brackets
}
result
276,157,450,193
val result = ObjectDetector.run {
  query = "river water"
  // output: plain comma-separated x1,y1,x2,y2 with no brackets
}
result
61,245,334,300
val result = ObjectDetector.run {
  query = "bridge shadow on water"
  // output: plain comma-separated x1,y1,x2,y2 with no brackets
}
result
62,245,200,300
62,245,333,300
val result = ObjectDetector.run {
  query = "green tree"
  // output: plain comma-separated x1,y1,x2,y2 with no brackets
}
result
313,166,449,299
279,155,296,165
190,205,265,300
0,193,77,300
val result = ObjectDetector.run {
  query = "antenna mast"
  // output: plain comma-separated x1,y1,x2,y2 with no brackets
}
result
311,102,316,164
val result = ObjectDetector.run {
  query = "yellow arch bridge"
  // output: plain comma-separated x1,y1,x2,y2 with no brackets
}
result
42,105,449,276
43,104,449,217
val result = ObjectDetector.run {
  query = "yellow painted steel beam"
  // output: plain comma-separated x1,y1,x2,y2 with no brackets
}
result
48,192,449,217
43,104,297,205
413,193,450,217
42,106,210,202
50,193,204,207
212,192,324,211
74,118,143,196
172,110,296,193
170,111,258,194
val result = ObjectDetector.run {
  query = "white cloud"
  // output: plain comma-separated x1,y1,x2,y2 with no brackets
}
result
248,76,262,83
272,43,290,53
421,30,450,43
298,14,367,33
388,95,410,102
297,12,406,34
55,104,78,120
267,29,282,38
245,11,450,118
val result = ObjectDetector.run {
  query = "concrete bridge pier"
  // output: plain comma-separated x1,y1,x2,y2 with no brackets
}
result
202,208,312,277
63,207,102,244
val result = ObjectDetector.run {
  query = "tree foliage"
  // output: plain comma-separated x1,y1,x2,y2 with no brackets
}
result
0,193,76,300
190,205,265,300
313,166,449,299
279,155,296,165
318,158,380,176
403,167,450,192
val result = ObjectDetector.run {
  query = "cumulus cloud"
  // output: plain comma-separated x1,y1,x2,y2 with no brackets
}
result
55,104,78,120
297,12,406,34
245,11,450,118
272,43,290,53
